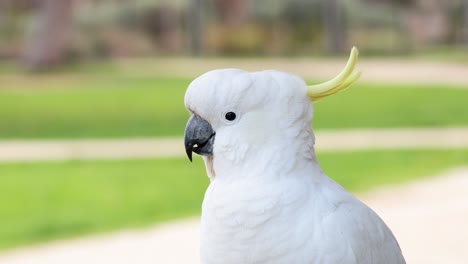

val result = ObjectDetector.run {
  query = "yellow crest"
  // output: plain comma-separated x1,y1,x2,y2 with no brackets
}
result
307,47,361,102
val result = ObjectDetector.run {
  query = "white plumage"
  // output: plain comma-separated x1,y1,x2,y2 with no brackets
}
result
184,63,405,263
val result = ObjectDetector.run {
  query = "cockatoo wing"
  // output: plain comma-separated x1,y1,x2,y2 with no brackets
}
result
307,178,406,264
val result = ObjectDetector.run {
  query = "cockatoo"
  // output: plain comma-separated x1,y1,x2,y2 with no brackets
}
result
184,47,405,264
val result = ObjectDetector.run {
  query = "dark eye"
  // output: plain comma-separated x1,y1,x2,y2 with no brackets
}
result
225,112,237,121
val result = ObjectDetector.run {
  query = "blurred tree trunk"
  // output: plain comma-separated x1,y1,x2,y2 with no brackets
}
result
22,0,74,70
187,0,204,55
214,0,249,26
0,0,11,29
321,0,345,54
463,0,468,45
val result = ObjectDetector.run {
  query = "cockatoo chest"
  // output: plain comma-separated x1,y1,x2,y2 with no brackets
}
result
200,178,316,264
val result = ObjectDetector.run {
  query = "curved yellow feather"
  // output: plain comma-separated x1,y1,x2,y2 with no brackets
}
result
307,47,361,102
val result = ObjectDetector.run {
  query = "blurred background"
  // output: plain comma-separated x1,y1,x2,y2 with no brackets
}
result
1,0,468,66
0,0,468,263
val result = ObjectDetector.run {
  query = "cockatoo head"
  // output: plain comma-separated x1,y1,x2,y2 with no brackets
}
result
184,47,360,179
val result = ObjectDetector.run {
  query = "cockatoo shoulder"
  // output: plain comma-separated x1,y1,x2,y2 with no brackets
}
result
303,178,406,264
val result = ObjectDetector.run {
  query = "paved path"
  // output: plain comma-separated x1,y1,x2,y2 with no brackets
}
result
1,127,467,161
117,57,468,86
362,167,468,264
0,167,467,264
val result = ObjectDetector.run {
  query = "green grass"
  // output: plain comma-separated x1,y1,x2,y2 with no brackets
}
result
0,74,467,139
319,149,468,192
313,82,468,129
412,46,468,64
0,149,467,250
0,158,209,251
0,76,191,138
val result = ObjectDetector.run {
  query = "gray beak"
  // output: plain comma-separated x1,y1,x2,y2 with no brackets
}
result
184,114,215,162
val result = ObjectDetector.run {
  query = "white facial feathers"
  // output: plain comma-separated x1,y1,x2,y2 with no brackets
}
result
184,69,311,132
184,69,315,178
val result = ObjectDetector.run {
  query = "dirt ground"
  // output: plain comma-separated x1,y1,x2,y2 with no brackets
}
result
0,167,467,264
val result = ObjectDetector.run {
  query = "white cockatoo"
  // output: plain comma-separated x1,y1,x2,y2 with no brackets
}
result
184,47,405,264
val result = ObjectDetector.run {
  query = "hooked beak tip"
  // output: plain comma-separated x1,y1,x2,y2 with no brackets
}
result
185,141,193,162
187,149,193,162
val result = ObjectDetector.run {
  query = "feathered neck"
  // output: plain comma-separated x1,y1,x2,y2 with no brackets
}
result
209,121,318,183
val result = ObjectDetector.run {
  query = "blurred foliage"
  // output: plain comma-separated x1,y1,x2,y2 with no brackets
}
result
281,1,324,54
1,0,467,67
0,149,467,250
205,23,273,55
